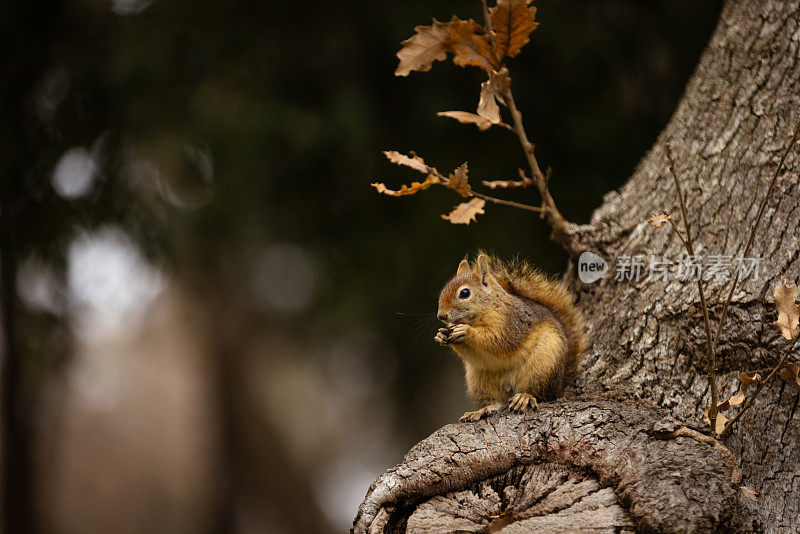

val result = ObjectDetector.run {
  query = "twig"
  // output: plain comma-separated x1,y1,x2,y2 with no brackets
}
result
428,166,544,214
479,0,503,69
503,90,559,216
666,145,721,425
666,217,689,250
479,0,493,34
475,0,579,255
720,335,799,437
711,117,800,350
503,88,579,253
472,191,543,213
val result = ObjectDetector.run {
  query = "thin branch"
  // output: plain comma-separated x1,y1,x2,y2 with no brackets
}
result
666,217,689,250
479,0,493,34
666,145,721,426
429,166,544,214
720,335,799,437
472,190,543,213
475,0,579,255
479,0,503,70
503,87,579,254
481,169,534,190
503,90,551,208
665,147,695,254
711,117,800,350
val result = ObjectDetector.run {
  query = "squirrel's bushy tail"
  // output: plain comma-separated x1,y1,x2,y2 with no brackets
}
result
488,255,587,375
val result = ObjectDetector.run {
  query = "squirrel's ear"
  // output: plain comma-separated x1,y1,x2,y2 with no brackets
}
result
475,253,490,278
485,272,503,292
475,254,495,288
456,257,471,276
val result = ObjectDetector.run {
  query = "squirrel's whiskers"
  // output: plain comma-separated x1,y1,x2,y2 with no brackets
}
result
393,312,439,343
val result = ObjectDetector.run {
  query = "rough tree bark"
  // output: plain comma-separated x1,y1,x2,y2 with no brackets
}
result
355,0,800,532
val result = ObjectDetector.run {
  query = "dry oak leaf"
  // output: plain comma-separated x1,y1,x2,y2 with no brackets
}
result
371,175,439,197
740,486,759,502
718,372,761,412
441,197,485,224
778,362,800,386
482,178,528,188
491,0,539,59
437,111,493,131
395,19,451,77
446,162,472,197
648,211,672,228
772,278,800,340
704,405,729,435
382,150,430,174
478,68,510,124
483,169,532,189
446,18,498,72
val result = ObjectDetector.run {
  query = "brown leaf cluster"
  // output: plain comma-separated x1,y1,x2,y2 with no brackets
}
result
372,151,440,196
374,153,485,224
441,198,485,225
395,1,539,77
383,2,543,225
722,372,761,410
705,372,761,435
771,278,800,340
705,372,762,435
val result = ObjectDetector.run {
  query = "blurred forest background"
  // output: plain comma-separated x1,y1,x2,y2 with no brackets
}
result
0,1,722,533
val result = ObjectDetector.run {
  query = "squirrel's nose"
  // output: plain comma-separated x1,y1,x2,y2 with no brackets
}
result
438,312,448,322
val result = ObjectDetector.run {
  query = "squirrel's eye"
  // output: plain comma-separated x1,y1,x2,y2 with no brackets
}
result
459,288,471,299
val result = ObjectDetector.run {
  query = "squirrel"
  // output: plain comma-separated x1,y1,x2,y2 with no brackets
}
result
435,252,586,422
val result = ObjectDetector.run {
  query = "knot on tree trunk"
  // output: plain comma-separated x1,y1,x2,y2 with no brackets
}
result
353,394,758,533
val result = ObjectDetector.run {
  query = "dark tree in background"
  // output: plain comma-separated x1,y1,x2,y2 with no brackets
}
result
0,1,721,533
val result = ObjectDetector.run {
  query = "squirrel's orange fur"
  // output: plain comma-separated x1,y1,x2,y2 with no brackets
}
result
435,252,586,422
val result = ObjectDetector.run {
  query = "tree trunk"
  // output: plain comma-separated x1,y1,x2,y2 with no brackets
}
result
355,0,800,531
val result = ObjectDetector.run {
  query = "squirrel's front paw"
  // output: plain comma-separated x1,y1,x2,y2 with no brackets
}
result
434,327,451,345
508,393,538,413
447,324,470,343
459,402,503,423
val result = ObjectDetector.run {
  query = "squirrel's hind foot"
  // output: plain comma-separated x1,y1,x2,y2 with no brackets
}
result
508,393,537,413
459,402,504,423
